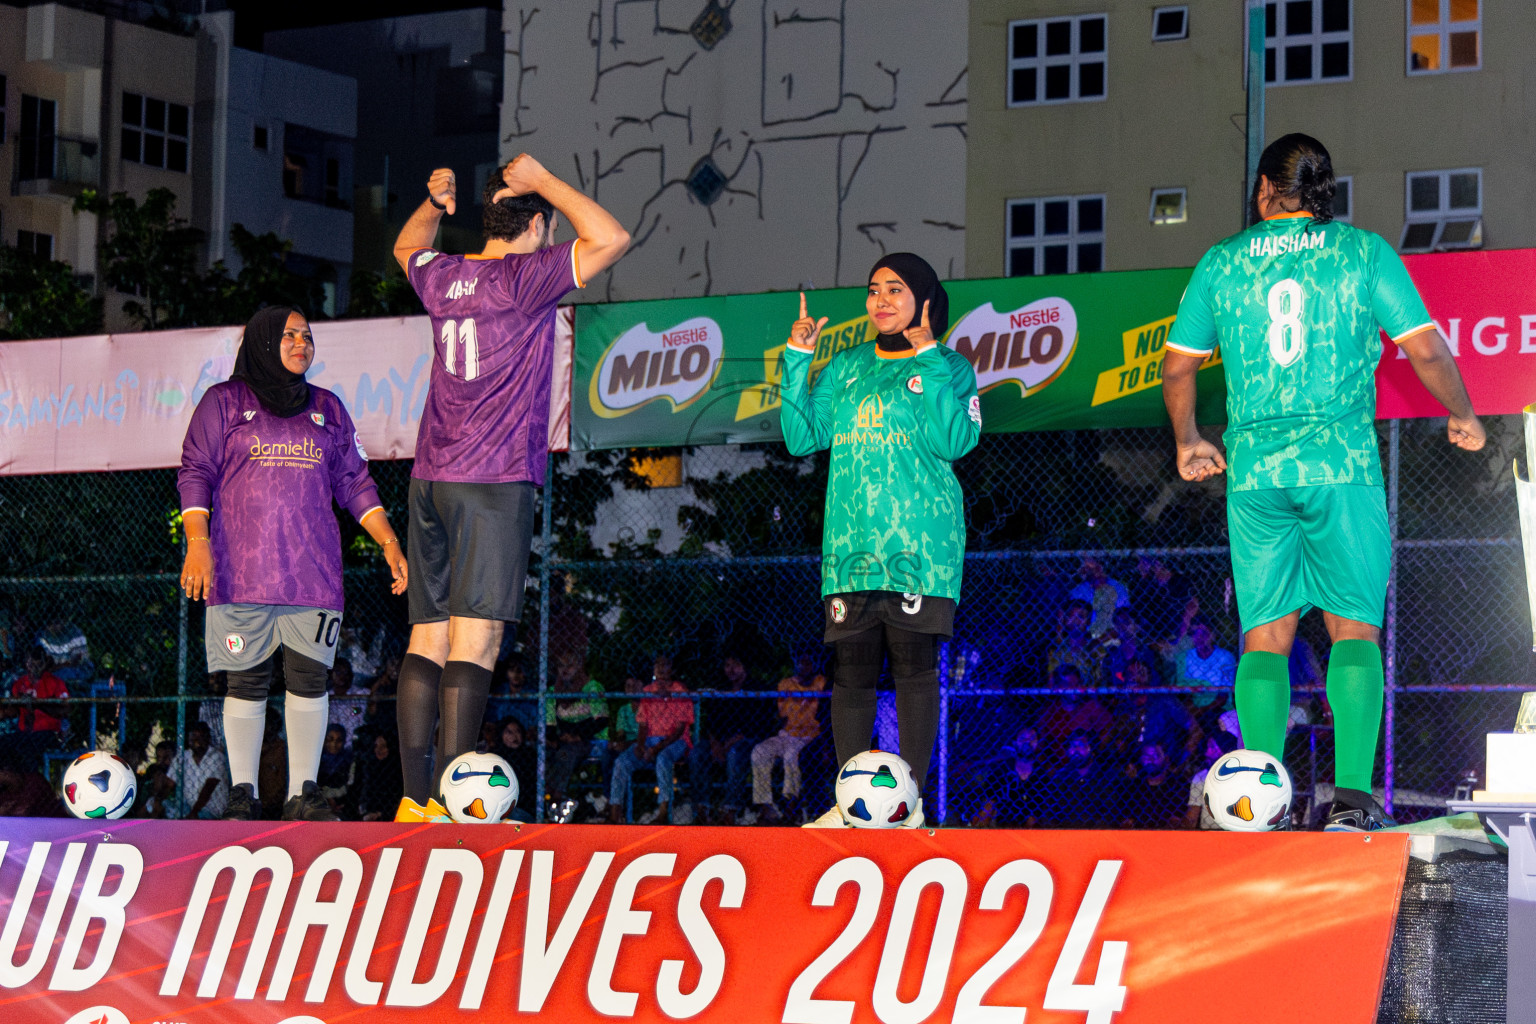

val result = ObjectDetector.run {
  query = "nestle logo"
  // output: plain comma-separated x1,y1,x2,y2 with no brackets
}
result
1009,307,1060,329
661,327,709,347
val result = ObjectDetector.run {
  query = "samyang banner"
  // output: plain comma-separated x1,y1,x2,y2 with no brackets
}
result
571,247,1536,451
0,310,574,476
2,819,1407,1024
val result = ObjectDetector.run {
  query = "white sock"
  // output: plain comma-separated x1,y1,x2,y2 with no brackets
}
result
222,696,266,791
284,693,329,799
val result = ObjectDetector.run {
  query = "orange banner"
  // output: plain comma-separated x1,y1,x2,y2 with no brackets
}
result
0,819,1407,1024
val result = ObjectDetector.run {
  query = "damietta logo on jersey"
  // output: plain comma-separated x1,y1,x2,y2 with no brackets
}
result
588,316,723,419
944,297,1079,397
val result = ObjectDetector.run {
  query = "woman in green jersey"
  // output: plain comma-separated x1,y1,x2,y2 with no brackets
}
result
781,253,981,828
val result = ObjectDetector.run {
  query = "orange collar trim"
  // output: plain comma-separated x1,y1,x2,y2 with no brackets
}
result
1264,211,1314,221
875,346,917,360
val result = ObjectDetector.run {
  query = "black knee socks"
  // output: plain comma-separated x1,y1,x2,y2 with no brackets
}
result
436,660,494,793
888,629,939,789
397,653,443,804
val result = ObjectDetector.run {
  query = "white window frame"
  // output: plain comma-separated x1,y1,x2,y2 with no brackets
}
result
1332,174,1353,223
1149,187,1187,225
1005,194,1106,276
1259,0,1353,86
1401,167,1482,252
1406,0,1480,75
1152,6,1188,42
1006,14,1109,107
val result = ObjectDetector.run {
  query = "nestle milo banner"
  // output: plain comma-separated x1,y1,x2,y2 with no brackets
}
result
572,267,1226,450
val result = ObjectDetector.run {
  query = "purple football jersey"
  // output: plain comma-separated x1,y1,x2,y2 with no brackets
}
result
178,380,383,610
406,241,579,484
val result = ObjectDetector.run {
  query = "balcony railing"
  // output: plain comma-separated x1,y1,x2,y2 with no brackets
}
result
12,135,100,199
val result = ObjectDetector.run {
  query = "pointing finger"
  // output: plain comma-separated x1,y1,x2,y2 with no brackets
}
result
921,300,931,327
800,292,808,320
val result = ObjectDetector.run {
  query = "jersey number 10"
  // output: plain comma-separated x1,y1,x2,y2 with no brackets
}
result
1266,278,1305,367
441,319,480,380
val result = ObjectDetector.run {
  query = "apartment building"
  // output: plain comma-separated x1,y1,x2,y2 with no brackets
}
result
0,4,357,327
967,0,1527,278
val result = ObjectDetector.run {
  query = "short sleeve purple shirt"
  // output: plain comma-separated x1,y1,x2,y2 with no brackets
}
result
406,241,579,485
177,380,382,610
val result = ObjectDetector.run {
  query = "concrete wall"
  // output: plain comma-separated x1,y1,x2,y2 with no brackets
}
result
967,0,1536,277
500,0,969,302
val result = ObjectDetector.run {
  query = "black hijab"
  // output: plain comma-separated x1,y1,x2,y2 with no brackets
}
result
230,305,310,417
868,253,949,352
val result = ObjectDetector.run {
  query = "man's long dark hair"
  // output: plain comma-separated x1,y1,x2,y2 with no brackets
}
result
1251,133,1336,224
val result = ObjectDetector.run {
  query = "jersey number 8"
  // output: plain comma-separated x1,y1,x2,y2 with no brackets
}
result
441,319,480,380
1266,278,1305,367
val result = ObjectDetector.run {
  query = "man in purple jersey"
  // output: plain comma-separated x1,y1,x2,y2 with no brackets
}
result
391,153,629,820
179,306,408,822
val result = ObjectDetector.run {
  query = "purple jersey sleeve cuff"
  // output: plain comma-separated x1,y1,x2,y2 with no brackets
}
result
346,488,384,524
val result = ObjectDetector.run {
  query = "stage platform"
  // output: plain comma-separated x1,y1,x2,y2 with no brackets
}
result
0,816,1516,1024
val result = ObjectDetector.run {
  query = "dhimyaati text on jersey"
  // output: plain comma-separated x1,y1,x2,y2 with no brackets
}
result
781,342,980,600
1167,214,1433,491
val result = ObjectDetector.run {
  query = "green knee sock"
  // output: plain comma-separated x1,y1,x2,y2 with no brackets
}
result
1234,651,1290,760
1327,639,1384,793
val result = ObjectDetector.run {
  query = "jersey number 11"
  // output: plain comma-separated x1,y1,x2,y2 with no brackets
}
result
442,319,480,380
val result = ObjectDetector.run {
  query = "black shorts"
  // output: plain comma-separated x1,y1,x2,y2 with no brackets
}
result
823,591,956,642
407,478,536,624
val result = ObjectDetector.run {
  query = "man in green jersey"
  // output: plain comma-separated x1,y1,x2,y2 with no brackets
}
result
1162,134,1484,830
782,252,981,827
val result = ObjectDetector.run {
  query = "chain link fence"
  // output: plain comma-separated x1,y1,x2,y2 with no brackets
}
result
2,417,1529,825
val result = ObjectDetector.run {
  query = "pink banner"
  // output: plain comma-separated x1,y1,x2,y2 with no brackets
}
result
0,817,1408,1024
1376,248,1536,419
0,310,573,475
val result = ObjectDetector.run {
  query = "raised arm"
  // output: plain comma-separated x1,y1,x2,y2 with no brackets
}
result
1396,327,1486,451
905,300,981,460
393,168,455,273
780,292,835,456
495,154,631,279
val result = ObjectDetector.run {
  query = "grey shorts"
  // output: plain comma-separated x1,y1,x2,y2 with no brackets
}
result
205,603,343,672
407,478,536,623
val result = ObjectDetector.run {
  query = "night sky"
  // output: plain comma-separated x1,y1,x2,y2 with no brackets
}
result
227,0,497,50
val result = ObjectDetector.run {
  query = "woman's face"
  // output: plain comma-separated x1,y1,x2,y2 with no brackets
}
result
373,734,390,760
866,267,917,335
502,722,523,748
280,312,315,374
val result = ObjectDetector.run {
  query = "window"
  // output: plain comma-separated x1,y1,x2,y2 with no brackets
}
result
1152,6,1188,41
1401,168,1481,252
17,230,54,260
253,124,268,151
1262,1,1351,84
122,92,189,173
283,123,352,209
1408,0,1479,73
1006,195,1105,275
1332,175,1353,222
17,95,57,181
1007,14,1108,106
1149,187,1187,225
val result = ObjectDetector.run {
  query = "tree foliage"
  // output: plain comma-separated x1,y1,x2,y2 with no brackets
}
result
0,245,102,340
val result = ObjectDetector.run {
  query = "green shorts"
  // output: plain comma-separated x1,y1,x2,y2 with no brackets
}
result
1226,483,1389,629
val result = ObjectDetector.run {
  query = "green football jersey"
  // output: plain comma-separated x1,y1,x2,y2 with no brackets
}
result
780,342,980,600
1167,214,1433,491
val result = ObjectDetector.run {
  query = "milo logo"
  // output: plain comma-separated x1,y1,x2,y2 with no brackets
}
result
945,297,1078,396
589,316,723,417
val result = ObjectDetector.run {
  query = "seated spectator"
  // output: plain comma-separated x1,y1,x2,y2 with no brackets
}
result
970,726,1044,828
545,651,609,807
689,655,763,823
169,721,230,819
750,651,826,822
1045,600,1101,687
1185,730,1242,829
1036,665,1113,769
1115,656,1197,767
491,718,539,820
1132,558,1192,644
365,654,401,741
1101,607,1155,687
8,646,70,768
131,762,177,819
599,671,645,810
352,732,402,822
1069,558,1130,637
317,725,351,817
1121,741,1188,829
1040,729,1118,828
326,658,368,745
0,752,66,817
35,618,92,686
607,656,693,824
1170,615,1236,720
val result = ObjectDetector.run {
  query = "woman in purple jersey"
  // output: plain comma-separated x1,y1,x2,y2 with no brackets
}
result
178,306,407,822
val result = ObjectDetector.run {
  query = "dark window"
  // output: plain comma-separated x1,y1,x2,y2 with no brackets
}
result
1153,8,1187,40
1079,17,1106,52
1043,200,1070,235
1009,247,1035,277
1285,1,1312,34
1045,20,1072,55
18,94,57,181
1265,3,1277,37
1320,0,1348,32
1044,64,1071,99
1078,198,1104,233
1265,47,1277,82
1078,242,1103,272
18,230,53,259
1079,62,1105,97
1012,22,1038,58
253,124,268,150
1008,14,1109,106
1285,44,1312,80
1320,41,1349,77
1010,204,1035,238
1401,222,1436,250
1043,245,1070,275
121,91,189,173
1011,67,1037,104
283,122,353,208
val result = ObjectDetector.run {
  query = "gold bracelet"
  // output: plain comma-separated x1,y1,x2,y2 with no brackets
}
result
381,538,399,546
187,536,210,542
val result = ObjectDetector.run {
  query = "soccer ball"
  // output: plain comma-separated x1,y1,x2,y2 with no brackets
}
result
441,752,519,823
834,749,919,828
1202,748,1293,832
61,751,136,820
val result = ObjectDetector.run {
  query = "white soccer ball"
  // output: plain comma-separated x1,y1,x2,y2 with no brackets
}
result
834,749,920,828
442,751,519,823
1202,748,1293,832
61,750,136,820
